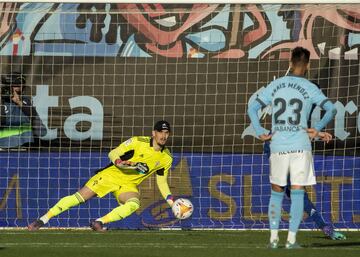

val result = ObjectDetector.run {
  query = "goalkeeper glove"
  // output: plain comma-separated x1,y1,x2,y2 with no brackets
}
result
166,195,174,207
114,159,133,167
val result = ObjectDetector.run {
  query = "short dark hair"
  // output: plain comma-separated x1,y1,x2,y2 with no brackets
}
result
291,47,310,66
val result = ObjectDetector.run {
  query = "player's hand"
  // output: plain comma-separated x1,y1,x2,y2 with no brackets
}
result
166,195,174,207
114,159,135,168
259,133,272,141
306,128,319,140
318,131,332,143
114,159,149,174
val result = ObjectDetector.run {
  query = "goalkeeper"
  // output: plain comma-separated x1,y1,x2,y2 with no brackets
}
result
263,139,346,240
28,120,174,231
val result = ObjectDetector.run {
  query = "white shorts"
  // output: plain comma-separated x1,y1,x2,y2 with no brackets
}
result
269,150,316,186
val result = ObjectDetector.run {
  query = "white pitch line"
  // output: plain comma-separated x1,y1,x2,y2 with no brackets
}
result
0,231,193,236
0,242,359,250
0,242,262,249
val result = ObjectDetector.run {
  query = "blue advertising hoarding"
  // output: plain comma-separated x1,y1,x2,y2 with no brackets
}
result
1,152,359,229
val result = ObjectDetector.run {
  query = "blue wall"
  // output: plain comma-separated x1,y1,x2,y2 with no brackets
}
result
1,152,359,229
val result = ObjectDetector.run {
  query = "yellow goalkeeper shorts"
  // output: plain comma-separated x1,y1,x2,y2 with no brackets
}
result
85,165,139,198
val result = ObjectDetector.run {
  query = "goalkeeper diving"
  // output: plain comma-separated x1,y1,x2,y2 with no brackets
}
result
28,120,174,231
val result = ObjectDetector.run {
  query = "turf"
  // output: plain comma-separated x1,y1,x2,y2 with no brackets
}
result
0,230,359,257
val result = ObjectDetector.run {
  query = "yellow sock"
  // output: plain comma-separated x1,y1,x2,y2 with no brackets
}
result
98,198,140,224
41,192,85,222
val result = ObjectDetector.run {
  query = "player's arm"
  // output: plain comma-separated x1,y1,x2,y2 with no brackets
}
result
156,160,174,207
116,161,149,174
108,137,133,164
308,88,337,139
313,100,337,132
247,89,272,140
311,86,337,131
108,137,149,173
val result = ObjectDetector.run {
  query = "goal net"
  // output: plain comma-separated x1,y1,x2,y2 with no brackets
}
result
0,1,359,230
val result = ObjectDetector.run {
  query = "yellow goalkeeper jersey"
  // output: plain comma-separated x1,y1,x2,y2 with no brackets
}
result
108,136,173,185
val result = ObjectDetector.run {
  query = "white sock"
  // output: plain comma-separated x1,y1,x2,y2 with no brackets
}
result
270,229,279,242
287,231,296,244
39,215,49,224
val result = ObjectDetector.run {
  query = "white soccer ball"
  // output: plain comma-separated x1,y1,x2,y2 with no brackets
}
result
172,198,194,220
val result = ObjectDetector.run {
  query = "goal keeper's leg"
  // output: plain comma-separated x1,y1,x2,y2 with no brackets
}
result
40,192,85,224
96,197,140,224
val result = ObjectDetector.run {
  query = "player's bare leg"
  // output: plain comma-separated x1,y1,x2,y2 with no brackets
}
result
28,186,96,231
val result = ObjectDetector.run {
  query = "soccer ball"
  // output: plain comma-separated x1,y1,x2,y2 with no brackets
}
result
172,198,193,220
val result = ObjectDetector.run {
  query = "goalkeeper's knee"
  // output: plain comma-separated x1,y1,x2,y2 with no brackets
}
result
98,197,140,224
126,197,141,213
57,192,85,210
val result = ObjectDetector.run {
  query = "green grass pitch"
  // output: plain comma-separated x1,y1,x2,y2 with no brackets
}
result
1,230,360,257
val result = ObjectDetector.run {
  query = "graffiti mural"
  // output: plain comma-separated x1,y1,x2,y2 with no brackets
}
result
1,3,360,58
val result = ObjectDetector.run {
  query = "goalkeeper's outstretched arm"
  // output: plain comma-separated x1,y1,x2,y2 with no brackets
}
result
156,165,174,207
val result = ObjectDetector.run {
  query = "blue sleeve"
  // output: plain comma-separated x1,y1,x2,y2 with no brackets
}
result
310,87,327,106
257,83,273,106
314,100,337,131
247,99,267,136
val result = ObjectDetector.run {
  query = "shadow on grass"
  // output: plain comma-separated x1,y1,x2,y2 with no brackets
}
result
310,242,360,248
